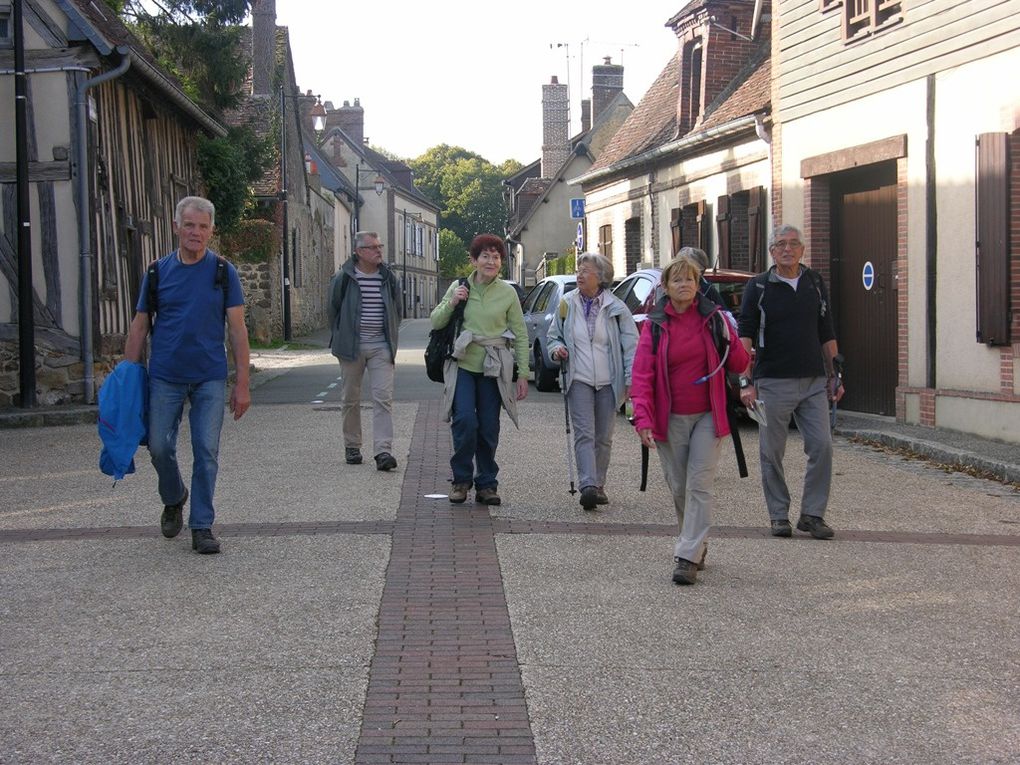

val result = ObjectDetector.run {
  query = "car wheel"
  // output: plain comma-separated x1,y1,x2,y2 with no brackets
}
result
534,342,560,392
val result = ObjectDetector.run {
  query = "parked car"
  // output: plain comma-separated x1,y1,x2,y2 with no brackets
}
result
521,275,577,391
612,266,754,326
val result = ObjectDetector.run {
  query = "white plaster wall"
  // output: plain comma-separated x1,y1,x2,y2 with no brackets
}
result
937,396,1020,444
933,47,1020,393
780,80,929,387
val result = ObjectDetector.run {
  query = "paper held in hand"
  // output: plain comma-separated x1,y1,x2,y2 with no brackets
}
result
746,399,768,427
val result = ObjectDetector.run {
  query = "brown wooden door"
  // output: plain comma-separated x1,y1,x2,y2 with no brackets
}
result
833,164,897,415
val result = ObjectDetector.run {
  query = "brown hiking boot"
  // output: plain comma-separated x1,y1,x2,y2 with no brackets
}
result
475,487,501,506
449,483,470,504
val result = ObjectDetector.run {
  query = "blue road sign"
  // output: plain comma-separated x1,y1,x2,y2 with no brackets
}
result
570,198,585,219
862,261,875,291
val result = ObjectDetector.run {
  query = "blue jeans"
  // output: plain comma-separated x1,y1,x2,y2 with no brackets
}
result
450,368,501,489
148,378,226,529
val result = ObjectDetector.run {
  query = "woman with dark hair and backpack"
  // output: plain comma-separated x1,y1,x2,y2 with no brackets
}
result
430,234,530,506
630,252,750,585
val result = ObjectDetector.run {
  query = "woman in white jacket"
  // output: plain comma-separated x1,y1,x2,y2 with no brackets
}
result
547,252,639,510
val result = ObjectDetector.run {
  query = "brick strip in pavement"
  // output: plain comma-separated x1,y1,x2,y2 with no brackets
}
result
353,399,537,765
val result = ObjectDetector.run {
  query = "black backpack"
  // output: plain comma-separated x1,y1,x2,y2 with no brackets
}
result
425,278,469,383
147,252,229,332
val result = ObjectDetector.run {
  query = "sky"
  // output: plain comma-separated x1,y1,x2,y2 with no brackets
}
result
273,1,683,166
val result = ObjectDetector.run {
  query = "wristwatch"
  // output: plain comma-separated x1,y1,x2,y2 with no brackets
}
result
738,376,752,389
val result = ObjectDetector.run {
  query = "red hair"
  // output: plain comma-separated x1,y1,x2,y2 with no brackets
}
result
469,234,506,259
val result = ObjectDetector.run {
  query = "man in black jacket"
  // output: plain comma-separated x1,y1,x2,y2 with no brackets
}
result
737,224,844,540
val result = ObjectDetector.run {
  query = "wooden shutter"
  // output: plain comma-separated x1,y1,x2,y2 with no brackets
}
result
748,186,766,273
975,133,1010,345
696,200,709,250
670,208,681,256
716,195,731,268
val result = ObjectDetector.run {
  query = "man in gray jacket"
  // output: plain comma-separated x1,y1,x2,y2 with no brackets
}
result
328,231,402,470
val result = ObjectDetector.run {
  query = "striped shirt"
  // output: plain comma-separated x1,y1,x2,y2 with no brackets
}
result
355,269,386,343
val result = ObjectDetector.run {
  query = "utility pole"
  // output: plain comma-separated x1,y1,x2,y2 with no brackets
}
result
14,0,36,407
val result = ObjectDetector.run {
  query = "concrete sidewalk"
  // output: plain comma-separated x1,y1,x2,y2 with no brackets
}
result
1,357,1018,764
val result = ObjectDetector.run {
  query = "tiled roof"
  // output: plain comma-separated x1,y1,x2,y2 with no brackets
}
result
588,53,680,172
699,51,770,131
588,46,770,176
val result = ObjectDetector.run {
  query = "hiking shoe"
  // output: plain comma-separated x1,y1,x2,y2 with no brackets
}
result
375,452,397,471
449,483,470,504
594,487,609,505
475,487,501,506
770,519,793,537
672,557,698,585
797,514,835,539
345,448,363,465
191,528,221,554
160,489,187,539
579,486,599,511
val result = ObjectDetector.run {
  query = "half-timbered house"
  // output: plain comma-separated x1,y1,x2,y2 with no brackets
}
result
0,0,226,405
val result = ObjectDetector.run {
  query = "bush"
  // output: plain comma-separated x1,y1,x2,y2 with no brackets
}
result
220,219,275,263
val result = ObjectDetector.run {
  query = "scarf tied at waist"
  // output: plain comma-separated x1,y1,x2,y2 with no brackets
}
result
442,330,520,428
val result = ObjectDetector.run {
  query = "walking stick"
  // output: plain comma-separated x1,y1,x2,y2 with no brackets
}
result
560,359,577,495
626,407,649,492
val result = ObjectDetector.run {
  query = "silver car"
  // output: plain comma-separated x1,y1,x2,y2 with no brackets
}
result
521,275,576,391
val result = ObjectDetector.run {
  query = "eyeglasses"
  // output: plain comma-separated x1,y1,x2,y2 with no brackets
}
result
770,240,803,251
576,268,597,277
359,244,384,251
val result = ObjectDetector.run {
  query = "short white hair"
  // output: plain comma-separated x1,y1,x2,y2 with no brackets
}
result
175,196,215,227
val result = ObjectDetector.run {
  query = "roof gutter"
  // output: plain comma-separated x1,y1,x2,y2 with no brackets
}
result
570,114,760,187
119,47,227,138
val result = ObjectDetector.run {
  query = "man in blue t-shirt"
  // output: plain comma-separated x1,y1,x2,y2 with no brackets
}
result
124,196,250,554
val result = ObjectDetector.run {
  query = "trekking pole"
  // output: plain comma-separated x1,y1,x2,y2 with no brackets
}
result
560,358,577,495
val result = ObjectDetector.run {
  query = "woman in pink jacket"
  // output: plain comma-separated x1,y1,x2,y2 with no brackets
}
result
631,253,750,586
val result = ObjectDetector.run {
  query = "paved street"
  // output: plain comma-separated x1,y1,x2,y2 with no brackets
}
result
2,320,1019,764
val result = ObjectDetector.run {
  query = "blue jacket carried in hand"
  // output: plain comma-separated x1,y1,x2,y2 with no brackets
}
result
98,361,148,481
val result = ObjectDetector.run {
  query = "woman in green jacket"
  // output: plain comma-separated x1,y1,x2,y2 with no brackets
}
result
430,235,530,506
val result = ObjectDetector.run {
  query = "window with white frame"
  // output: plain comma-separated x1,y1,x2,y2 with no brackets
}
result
0,5,12,48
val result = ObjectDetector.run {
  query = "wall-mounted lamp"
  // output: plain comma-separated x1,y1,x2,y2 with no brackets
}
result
309,99,327,133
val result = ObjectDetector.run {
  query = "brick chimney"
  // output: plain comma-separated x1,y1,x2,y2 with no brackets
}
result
326,98,365,147
592,57,624,121
541,76,569,178
251,0,275,96
670,0,766,136
580,99,592,133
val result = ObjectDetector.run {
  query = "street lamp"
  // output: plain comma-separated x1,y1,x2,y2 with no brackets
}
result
352,164,385,236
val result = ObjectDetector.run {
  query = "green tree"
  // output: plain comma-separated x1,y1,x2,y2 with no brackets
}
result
117,2,251,112
197,127,273,232
438,229,471,279
410,145,523,247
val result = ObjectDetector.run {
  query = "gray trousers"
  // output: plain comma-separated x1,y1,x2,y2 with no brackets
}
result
755,376,832,520
656,412,720,562
339,344,394,457
568,382,617,491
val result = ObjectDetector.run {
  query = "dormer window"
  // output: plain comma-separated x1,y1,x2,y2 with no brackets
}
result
680,37,704,136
